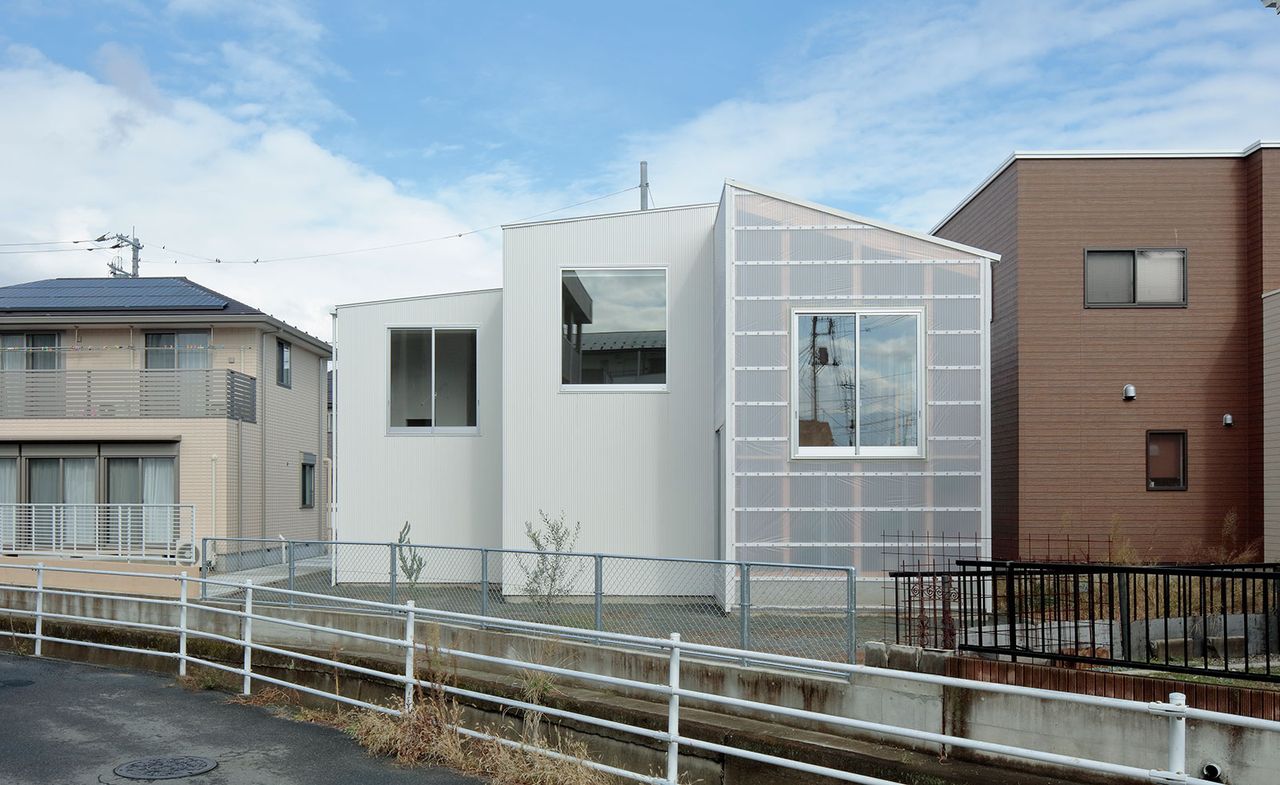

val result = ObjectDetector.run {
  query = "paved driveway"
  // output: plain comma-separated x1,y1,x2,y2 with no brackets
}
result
0,654,480,785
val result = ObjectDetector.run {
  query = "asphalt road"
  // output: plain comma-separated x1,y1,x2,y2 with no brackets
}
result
0,654,481,785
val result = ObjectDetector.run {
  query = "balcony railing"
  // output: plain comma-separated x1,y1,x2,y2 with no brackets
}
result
0,503,197,564
0,369,256,421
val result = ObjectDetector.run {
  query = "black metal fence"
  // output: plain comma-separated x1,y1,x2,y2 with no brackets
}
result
893,560,1280,682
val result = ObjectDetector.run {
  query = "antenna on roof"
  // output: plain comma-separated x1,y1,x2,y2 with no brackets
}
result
106,231,143,278
640,161,649,211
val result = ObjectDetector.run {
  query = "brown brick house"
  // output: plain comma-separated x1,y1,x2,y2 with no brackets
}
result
934,142,1280,562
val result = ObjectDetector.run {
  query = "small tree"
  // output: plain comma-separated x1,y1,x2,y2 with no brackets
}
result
397,521,426,587
519,510,583,616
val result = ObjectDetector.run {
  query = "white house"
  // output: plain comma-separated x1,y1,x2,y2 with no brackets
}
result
332,182,995,593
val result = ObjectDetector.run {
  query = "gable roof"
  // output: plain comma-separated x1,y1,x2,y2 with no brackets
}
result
0,277,329,354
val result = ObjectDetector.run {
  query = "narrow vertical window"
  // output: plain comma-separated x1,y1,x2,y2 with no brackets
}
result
1146,431,1187,490
388,328,478,431
301,454,316,508
277,340,292,388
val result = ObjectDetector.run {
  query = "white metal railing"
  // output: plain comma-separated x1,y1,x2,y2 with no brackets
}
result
0,368,256,421
1,561,1268,785
0,504,197,564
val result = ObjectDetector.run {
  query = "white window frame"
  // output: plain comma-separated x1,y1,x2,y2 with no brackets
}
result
558,265,670,394
789,307,926,460
386,324,480,436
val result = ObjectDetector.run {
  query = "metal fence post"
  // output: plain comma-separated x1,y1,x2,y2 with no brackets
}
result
1118,574,1132,661
1167,692,1186,777
666,632,681,784
242,580,254,695
739,563,751,653
1004,565,1017,656
389,544,398,606
594,554,604,632
34,562,44,657
404,600,416,714
287,541,296,608
480,548,490,618
200,537,209,601
846,568,857,664
179,571,189,677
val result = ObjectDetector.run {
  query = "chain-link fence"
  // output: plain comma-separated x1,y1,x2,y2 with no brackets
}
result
201,537,869,663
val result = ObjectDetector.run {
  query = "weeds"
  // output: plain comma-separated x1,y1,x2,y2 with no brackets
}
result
520,510,586,620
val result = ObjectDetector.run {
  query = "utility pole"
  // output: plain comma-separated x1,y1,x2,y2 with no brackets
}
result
106,231,142,278
640,161,649,211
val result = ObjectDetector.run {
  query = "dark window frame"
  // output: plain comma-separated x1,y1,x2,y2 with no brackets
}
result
1146,430,1188,492
1083,248,1188,309
300,455,316,509
276,339,292,388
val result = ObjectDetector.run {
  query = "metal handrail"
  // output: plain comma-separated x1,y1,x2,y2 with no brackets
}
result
0,560,1245,785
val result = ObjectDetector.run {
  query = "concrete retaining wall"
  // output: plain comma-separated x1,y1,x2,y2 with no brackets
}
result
2,588,1275,784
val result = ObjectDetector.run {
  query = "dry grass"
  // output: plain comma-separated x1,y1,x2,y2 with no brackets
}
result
227,685,300,709
348,686,616,785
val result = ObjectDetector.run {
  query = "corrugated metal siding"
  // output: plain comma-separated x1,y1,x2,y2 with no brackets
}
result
334,290,502,548
502,206,716,560
726,186,990,575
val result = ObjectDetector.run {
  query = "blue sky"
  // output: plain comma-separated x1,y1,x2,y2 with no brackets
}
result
1,1,1277,336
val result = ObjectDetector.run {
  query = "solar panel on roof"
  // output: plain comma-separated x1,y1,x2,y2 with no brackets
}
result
0,278,229,312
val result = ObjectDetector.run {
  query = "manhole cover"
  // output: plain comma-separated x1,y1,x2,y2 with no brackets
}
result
113,757,218,780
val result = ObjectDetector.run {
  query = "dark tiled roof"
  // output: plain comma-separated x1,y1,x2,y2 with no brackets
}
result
0,277,264,316
580,330,666,351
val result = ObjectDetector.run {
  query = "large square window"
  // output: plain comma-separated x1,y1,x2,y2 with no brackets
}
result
792,310,923,458
388,327,478,431
1085,249,1186,307
561,268,666,388
1146,431,1187,491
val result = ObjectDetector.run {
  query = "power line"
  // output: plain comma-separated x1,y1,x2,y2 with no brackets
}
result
0,238,98,247
0,243,124,255
143,185,641,267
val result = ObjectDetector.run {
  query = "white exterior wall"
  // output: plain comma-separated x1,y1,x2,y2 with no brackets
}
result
334,290,503,552
501,205,717,564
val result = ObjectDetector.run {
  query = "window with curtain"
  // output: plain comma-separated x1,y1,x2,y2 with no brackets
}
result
26,457,96,548
107,457,176,545
792,310,923,458
145,331,210,369
1147,431,1187,490
388,328,478,430
1085,249,1186,307
1,333,60,370
0,458,15,548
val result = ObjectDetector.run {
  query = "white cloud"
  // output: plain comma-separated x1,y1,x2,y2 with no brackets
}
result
618,0,1280,230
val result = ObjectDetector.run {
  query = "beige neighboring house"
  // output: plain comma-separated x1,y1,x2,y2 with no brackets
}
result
0,277,329,594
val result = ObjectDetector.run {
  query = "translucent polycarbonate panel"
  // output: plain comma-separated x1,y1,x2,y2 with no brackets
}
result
735,405,786,439
929,368,982,402
736,474,982,510
928,264,983,296
928,334,981,366
735,300,786,332
735,191,857,227
736,228,966,264
735,334,789,367
930,300,983,331
929,403,982,438
858,314,919,449
1135,250,1185,304
1085,251,1134,305
735,369,788,402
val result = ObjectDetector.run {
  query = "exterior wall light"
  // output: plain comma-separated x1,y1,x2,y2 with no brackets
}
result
1123,384,1137,401
1223,414,1234,428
